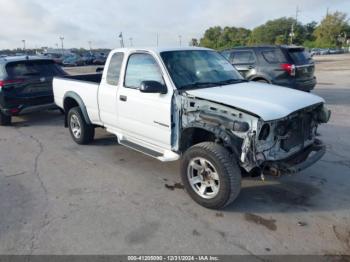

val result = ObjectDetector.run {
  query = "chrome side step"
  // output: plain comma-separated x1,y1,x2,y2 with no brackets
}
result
120,139,163,158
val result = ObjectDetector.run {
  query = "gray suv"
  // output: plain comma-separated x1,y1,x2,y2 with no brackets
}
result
221,45,316,92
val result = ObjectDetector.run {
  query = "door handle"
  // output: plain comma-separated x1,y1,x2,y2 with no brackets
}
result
120,95,127,102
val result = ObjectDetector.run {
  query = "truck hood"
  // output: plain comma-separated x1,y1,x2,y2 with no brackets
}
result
186,82,324,121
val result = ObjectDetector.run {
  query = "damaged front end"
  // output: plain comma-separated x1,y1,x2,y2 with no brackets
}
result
178,93,330,177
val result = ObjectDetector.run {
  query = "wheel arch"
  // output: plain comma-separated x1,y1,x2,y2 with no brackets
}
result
63,91,92,127
179,125,241,156
249,75,271,83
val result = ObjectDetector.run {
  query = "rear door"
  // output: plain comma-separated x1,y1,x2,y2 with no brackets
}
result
2,60,66,107
227,50,256,78
285,48,315,81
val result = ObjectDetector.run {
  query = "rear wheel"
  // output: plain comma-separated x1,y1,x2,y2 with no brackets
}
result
0,111,11,126
181,142,241,209
68,107,94,144
255,79,269,83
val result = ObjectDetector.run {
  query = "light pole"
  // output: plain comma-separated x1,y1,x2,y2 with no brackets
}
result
178,35,182,47
88,41,92,51
156,33,159,47
118,32,124,48
59,36,64,55
22,40,26,52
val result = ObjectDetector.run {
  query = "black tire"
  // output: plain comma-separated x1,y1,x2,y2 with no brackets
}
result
0,111,11,126
255,79,268,83
67,107,95,145
181,142,241,209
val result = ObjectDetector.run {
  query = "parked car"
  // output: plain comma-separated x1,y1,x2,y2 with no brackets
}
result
319,48,330,55
221,45,317,92
53,47,330,209
62,55,85,67
0,56,66,125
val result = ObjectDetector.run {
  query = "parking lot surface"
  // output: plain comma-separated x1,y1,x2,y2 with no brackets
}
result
0,54,350,255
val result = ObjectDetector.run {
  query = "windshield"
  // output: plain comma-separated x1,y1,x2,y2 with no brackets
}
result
160,50,244,90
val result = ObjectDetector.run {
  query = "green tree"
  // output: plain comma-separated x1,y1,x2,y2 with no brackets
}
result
249,17,305,45
200,26,251,50
314,11,349,47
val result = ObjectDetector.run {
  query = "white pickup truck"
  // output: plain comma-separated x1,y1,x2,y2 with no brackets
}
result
53,47,330,209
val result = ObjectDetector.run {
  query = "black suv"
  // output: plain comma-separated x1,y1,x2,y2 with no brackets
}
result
221,45,316,92
0,56,66,125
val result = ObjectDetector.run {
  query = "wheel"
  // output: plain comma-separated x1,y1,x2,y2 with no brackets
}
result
0,111,11,126
181,142,241,209
67,107,94,145
255,79,268,83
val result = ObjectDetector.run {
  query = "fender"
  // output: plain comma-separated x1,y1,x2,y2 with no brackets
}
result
181,123,242,156
63,91,92,127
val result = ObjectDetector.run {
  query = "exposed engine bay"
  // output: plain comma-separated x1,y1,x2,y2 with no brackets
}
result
178,93,331,175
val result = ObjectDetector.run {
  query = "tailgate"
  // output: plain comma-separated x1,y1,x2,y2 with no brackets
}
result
287,48,315,80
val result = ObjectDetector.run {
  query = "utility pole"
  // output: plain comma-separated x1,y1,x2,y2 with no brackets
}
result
290,6,301,45
129,38,133,47
178,35,182,47
22,40,26,52
118,32,124,48
59,36,64,55
88,41,92,51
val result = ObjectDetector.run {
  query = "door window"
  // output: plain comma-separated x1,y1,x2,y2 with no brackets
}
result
229,51,255,64
125,53,164,89
106,52,124,85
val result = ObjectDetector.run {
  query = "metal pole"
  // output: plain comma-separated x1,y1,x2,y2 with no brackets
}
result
59,36,64,55
179,35,182,47
88,41,92,51
22,40,26,51
157,33,159,47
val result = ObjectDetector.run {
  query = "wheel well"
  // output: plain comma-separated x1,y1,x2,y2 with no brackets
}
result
251,77,269,83
63,97,79,127
64,97,79,113
180,128,217,152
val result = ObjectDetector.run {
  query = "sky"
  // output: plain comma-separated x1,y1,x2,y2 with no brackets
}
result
0,0,349,49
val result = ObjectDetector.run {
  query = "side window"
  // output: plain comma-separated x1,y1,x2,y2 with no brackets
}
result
106,52,124,85
230,51,255,64
125,53,164,89
262,49,286,64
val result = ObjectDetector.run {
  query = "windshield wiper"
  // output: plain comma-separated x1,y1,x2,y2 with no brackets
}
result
180,82,218,90
215,79,248,85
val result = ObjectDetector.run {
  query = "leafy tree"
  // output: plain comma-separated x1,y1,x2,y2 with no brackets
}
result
190,38,199,46
314,11,349,47
249,17,305,45
200,26,251,50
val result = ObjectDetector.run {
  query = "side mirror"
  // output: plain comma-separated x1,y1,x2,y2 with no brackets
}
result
96,67,104,73
140,81,167,94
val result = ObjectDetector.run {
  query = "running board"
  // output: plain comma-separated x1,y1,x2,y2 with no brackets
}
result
119,139,180,162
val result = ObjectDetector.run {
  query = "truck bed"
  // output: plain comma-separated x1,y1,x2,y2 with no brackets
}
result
59,73,102,83
53,74,102,125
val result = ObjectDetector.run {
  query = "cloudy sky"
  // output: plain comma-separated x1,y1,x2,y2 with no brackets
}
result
0,0,349,49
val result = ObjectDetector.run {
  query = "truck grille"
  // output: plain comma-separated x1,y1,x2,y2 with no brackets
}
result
281,113,313,152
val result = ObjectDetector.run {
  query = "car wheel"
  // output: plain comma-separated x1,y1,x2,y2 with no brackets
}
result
68,107,94,145
181,142,241,209
0,111,11,126
255,79,269,83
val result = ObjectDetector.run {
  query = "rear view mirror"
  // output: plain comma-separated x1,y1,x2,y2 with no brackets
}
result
140,81,167,94
96,67,104,73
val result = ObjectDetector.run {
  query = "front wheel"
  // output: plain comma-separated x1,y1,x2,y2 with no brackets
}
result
181,142,241,209
67,107,95,145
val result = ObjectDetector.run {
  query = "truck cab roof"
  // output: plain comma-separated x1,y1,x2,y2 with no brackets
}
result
110,47,212,54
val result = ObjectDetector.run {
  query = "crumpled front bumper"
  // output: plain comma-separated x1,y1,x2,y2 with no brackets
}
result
266,139,326,175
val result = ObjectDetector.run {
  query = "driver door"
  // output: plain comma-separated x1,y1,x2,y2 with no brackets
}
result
117,52,172,150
